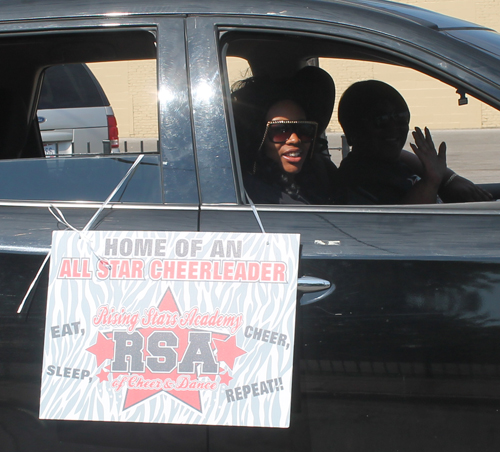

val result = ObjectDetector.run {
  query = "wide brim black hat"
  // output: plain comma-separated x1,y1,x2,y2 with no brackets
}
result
285,66,335,135
231,66,335,135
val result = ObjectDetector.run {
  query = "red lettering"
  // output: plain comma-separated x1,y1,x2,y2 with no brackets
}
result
71,259,82,278
59,258,92,279
81,259,92,278
117,260,131,279
58,259,72,278
200,261,211,280
110,260,121,278
273,262,286,282
97,260,110,279
261,263,272,282
233,262,247,281
150,260,161,280
163,261,175,279
131,260,144,279
223,261,234,280
212,262,222,280
188,261,199,279
248,262,260,281
177,261,187,279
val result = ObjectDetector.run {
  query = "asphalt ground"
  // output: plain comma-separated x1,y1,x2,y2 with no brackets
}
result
327,129,500,184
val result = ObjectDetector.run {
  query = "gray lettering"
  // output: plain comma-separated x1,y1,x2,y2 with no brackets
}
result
226,389,235,402
154,239,166,257
178,332,218,374
226,240,242,258
191,239,203,257
210,240,224,258
135,239,153,256
120,238,133,256
146,331,178,373
176,239,189,257
105,238,118,256
112,331,145,372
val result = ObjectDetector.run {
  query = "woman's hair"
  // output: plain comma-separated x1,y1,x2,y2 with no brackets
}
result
338,80,409,145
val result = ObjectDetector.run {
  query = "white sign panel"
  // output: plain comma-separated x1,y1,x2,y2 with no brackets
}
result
40,231,300,427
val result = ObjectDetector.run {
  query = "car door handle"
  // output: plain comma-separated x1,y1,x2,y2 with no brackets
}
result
297,276,335,306
298,275,330,293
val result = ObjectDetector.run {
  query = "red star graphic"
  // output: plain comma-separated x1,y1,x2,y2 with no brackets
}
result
213,335,247,370
86,288,246,414
219,371,233,387
96,368,110,383
86,332,114,366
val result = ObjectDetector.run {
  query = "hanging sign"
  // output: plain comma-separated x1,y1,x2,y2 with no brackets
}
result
39,231,300,428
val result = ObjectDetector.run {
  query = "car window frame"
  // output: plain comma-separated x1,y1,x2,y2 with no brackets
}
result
0,15,199,206
190,16,500,212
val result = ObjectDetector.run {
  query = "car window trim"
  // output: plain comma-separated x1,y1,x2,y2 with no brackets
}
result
213,20,500,209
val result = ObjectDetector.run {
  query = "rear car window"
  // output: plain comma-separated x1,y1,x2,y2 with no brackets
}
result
39,63,108,109
0,28,163,202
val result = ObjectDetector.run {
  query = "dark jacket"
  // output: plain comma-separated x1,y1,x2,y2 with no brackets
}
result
243,154,336,205
335,151,419,205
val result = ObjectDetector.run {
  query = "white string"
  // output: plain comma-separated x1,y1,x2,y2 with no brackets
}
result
48,205,110,268
245,190,266,233
17,154,145,314
83,154,145,232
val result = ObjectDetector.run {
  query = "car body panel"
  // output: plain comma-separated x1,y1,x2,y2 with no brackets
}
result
39,106,110,155
39,107,108,132
190,9,500,451
0,0,488,30
0,1,499,450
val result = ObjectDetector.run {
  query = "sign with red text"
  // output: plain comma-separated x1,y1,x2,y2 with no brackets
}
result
40,231,300,427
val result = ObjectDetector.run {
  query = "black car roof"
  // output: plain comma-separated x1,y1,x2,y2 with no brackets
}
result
0,0,490,32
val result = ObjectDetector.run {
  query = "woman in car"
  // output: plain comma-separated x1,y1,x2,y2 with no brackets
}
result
335,80,493,204
231,66,336,204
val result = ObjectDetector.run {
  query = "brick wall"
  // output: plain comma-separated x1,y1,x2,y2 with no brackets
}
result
88,60,158,139
91,1,500,137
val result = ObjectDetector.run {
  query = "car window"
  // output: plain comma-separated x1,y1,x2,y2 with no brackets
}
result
0,155,162,203
223,31,500,206
320,57,500,184
39,63,108,110
0,28,162,203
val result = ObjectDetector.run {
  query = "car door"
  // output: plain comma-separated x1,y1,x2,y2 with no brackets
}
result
0,16,208,451
190,14,500,451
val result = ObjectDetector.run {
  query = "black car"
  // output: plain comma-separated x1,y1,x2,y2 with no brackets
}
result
1,0,500,450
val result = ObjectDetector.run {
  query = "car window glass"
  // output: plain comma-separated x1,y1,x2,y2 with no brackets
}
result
223,31,500,205
38,59,159,156
0,29,162,203
0,155,161,203
226,56,252,87
320,58,500,184
87,59,159,154
39,63,107,109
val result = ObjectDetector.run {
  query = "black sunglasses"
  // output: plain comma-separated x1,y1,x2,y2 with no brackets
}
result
264,120,318,144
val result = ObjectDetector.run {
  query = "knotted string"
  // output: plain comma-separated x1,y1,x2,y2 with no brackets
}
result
17,154,145,314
